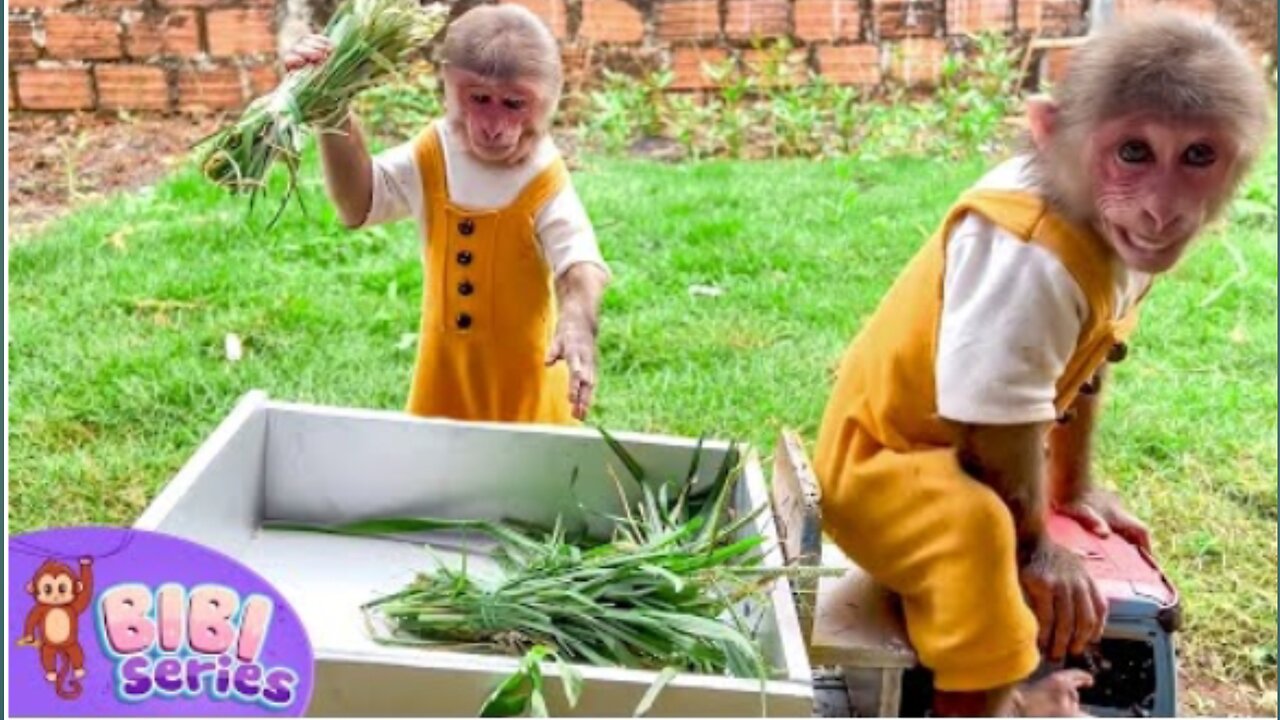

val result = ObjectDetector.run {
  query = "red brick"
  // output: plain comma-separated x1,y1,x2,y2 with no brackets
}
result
725,0,790,40
580,0,645,44
245,63,279,96
159,0,272,7
886,37,945,85
6,0,73,9
816,43,880,86
742,47,810,85
94,0,151,8
177,65,244,111
657,0,720,41
15,67,94,110
1158,0,1215,16
874,0,941,39
1039,45,1074,85
947,0,1013,34
500,0,568,40
669,46,729,89
44,14,123,61
1016,0,1082,34
96,64,170,110
9,17,40,63
123,10,202,58
795,0,862,42
205,9,276,57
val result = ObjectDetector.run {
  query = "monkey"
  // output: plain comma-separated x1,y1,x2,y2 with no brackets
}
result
20,557,94,700
283,3,610,424
812,12,1268,717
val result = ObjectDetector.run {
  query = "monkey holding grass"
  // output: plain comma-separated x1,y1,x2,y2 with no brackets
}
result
285,4,609,423
814,13,1269,717
20,557,94,699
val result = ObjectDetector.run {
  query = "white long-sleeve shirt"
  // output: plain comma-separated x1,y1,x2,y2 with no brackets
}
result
358,123,608,279
936,156,1151,424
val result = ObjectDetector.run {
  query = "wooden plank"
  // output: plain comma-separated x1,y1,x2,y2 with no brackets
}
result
771,430,825,639
771,429,824,566
810,544,918,669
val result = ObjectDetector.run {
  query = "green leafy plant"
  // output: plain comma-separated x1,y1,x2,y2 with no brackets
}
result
196,0,447,227
575,31,1026,162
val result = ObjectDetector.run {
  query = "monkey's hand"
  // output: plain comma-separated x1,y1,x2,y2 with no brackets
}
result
283,34,333,74
1019,541,1108,662
546,318,597,421
80,556,93,566
1054,488,1152,554
17,635,38,647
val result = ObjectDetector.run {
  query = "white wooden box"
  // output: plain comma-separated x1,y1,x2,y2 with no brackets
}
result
135,391,814,717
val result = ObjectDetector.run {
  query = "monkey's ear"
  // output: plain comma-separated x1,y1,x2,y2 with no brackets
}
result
1026,95,1059,150
76,581,84,593
25,582,34,594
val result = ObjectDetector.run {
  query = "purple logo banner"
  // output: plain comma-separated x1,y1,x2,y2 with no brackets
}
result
9,527,315,717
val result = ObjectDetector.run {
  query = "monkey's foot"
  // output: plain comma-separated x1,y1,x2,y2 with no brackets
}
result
74,668,86,679
1013,670,1094,717
45,672,57,682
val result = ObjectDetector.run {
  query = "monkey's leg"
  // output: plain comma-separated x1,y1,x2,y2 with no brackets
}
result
40,645,58,683
67,643,86,678
821,446,1041,715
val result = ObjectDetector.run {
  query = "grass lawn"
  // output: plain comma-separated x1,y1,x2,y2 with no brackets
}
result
9,136,1277,702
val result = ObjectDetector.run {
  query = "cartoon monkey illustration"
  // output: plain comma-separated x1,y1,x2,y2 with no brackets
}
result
19,557,93,699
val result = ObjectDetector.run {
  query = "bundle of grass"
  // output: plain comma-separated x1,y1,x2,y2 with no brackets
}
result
197,0,446,227
271,431,826,716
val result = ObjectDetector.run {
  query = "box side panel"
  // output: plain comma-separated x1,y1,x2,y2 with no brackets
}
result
737,453,815,686
262,405,731,538
309,657,812,717
134,393,268,558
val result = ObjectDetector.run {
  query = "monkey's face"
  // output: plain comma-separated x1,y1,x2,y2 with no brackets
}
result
447,69,544,166
30,572,77,606
1088,112,1238,274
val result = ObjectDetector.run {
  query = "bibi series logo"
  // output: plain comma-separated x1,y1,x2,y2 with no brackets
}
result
10,527,315,717
99,584,298,707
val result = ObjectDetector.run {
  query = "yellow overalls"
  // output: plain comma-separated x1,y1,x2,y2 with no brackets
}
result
405,123,575,424
814,189,1144,691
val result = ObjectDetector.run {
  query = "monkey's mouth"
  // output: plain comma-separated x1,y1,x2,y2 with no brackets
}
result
1111,223,1171,252
472,139,518,156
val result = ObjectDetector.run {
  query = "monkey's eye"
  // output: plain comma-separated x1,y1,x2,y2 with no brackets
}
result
1117,140,1154,164
502,98,526,112
469,93,491,105
42,583,52,595
1183,143,1216,167
58,583,68,594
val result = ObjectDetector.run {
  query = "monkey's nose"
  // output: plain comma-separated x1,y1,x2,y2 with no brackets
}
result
1142,205,1182,236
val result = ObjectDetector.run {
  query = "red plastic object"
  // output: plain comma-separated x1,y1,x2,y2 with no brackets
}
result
1045,510,1178,614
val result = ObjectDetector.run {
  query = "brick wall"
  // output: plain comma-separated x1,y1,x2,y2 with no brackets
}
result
7,0,1269,113
8,0,279,112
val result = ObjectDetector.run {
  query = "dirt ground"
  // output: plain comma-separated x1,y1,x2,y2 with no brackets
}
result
7,112,220,235
4,111,1275,717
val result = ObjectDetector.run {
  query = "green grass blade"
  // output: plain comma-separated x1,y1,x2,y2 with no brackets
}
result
633,666,679,717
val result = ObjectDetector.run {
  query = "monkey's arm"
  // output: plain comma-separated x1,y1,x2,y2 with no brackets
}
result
1047,368,1105,505
549,263,610,419
954,421,1052,560
23,606,49,640
956,420,1108,659
317,114,375,229
72,558,94,613
1044,368,1153,549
